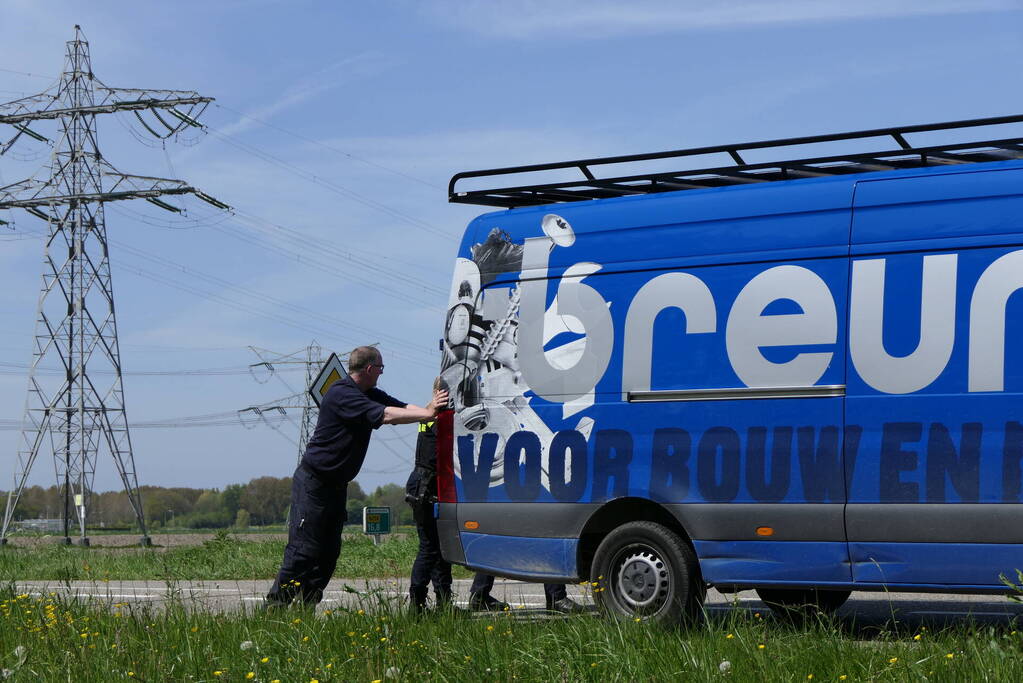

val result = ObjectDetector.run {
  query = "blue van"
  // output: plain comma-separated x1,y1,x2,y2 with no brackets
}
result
435,115,1023,624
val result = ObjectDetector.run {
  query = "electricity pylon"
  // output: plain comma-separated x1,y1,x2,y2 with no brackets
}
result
0,26,225,545
244,342,333,463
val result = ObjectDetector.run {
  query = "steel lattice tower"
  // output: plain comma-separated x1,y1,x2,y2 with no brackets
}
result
245,341,329,464
0,27,223,545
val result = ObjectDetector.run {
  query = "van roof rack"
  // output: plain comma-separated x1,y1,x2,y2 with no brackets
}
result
449,114,1023,208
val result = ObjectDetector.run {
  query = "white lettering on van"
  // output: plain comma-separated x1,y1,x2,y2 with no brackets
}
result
725,265,837,387
850,254,957,394
969,249,1023,392
622,272,716,397
518,227,614,402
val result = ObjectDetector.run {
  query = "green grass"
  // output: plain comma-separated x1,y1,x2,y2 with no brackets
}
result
0,586,1019,681
0,532,471,582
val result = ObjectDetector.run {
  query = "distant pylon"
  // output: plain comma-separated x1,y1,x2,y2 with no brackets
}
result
0,27,224,545
245,341,332,463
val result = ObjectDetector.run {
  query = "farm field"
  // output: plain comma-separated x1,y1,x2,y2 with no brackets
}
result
0,531,466,583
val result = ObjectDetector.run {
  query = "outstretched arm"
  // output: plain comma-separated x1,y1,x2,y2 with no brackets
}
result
382,389,449,425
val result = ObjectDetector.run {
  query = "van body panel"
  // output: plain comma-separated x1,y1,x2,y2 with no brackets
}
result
460,532,578,581
694,540,851,584
849,543,1023,585
845,169,1023,585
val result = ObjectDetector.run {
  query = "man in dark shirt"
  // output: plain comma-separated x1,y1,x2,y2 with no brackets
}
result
264,346,448,607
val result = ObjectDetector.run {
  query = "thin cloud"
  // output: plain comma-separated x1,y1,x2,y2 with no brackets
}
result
419,0,1019,40
217,52,398,137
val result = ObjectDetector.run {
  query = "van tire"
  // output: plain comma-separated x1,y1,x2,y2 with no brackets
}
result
756,587,851,620
591,521,704,626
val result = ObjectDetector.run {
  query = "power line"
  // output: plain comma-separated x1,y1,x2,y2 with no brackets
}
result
214,102,442,191
203,123,457,240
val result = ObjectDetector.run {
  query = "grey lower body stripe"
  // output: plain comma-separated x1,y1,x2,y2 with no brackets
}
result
440,501,1023,545
628,385,845,402
668,503,845,542
846,504,1023,544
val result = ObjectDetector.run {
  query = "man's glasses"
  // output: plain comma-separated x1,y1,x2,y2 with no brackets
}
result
370,363,385,370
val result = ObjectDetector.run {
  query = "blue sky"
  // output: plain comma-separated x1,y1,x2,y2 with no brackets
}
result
0,0,1021,494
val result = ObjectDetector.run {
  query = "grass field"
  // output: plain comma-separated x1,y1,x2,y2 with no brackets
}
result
2,534,1022,680
0,532,471,582
0,585,1020,681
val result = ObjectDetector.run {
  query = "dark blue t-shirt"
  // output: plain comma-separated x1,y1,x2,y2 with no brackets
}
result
301,376,406,484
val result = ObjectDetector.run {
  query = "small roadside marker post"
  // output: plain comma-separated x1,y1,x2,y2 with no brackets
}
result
362,506,391,546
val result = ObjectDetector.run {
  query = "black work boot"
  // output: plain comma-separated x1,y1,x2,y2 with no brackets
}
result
468,593,510,612
409,586,429,615
546,596,587,613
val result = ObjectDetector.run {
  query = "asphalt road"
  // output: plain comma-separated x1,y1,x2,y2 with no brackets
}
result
12,578,1023,632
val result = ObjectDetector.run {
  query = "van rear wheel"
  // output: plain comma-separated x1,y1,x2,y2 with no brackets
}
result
591,521,704,626
756,587,851,620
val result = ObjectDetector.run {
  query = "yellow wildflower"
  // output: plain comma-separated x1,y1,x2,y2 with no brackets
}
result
946,653,954,659
486,625,494,632
261,657,269,663
758,644,765,650
725,633,734,639
889,657,898,664
246,674,255,680
914,634,922,641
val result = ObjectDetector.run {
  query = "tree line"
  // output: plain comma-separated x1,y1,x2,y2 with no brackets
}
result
2,478,413,530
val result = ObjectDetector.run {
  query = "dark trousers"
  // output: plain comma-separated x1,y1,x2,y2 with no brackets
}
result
409,505,453,607
266,465,347,606
469,573,567,602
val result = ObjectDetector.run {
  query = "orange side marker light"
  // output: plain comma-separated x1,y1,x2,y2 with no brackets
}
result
464,521,479,530
756,526,774,537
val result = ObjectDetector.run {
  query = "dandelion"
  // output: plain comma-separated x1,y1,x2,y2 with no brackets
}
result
191,626,199,633
946,653,954,659
246,673,255,680
634,617,641,622
303,636,310,642
889,657,898,664
486,625,494,632
380,637,387,642
292,618,302,625
914,634,922,641
357,610,365,615
127,674,135,678
758,644,765,650
725,633,734,639
261,657,269,663
213,672,223,677
807,676,813,680
718,660,731,673
240,640,254,651
591,662,598,668
839,677,847,681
